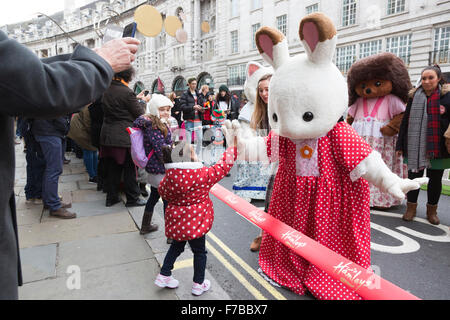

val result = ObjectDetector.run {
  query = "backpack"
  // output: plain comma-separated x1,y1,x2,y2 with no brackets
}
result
126,127,154,168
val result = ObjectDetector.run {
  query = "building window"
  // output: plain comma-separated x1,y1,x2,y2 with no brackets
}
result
152,79,164,94
387,0,406,15
210,16,216,33
172,46,185,66
251,23,261,50
176,7,185,28
342,0,357,27
157,52,165,70
252,0,262,10
359,40,382,58
231,0,239,18
432,26,450,64
335,44,356,74
231,30,239,54
227,64,246,86
40,49,49,58
386,34,411,65
203,38,215,61
276,14,287,36
85,39,95,49
198,73,215,91
156,32,166,49
135,54,146,71
173,77,187,96
306,3,319,15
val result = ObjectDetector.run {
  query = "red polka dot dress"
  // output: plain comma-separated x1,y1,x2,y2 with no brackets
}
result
158,147,237,241
259,122,372,300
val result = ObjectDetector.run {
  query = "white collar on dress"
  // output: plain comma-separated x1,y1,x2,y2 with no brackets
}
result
164,162,204,170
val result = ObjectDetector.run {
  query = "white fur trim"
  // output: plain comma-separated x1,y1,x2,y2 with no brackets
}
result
146,94,173,117
238,102,254,123
244,61,273,105
238,135,269,164
164,162,204,170
303,36,337,65
269,38,290,70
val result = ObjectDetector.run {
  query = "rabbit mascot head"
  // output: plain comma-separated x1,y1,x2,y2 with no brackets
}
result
255,13,347,140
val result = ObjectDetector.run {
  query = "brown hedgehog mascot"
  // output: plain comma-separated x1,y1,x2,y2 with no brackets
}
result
347,52,412,208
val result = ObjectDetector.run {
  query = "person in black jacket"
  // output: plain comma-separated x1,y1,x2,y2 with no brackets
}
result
169,92,182,127
0,31,139,300
396,65,450,225
100,68,149,207
180,78,205,157
89,98,105,191
216,85,240,121
20,119,46,205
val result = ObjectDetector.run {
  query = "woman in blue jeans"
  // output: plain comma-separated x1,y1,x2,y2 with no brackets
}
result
179,78,205,159
67,106,99,183
83,149,98,183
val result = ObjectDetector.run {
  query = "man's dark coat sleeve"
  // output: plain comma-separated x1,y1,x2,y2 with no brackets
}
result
0,31,114,117
0,30,114,299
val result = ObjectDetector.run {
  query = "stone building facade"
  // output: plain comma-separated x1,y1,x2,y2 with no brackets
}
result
2,0,449,97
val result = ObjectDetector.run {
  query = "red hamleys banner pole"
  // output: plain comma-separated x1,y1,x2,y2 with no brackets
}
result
210,184,420,300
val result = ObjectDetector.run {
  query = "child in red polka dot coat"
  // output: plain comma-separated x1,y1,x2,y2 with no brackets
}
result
229,13,427,300
154,138,237,296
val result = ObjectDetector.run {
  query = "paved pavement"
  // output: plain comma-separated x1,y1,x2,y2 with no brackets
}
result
14,141,230,300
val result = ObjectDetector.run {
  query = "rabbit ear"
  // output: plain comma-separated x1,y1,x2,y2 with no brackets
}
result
247,61,263,78
256,26,289,70
299,13,337,64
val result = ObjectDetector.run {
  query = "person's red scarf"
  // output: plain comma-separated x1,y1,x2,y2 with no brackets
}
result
427,87,441,159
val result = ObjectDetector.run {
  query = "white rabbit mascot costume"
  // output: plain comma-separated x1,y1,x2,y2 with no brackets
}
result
225,13,426,300
232,62,274,200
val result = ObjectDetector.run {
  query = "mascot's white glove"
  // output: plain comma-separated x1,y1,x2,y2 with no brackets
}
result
356,151,428,200
223,120,269,163
238,121,258,140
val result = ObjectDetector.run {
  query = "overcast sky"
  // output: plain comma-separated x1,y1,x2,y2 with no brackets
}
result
0,0,96,25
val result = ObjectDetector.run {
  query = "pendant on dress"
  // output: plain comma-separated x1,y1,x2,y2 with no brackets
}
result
299,145,314,159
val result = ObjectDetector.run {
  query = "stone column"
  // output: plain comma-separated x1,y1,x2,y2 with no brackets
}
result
193,0,201,62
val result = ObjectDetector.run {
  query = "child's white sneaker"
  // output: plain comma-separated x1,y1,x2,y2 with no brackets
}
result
191,279,211,296
155,274,179,289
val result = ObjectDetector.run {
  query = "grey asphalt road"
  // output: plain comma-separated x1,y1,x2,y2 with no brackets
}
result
206,166,450,300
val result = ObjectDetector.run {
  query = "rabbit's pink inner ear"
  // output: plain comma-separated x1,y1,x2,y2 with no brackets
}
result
302,21,320,52
258,34,274,60
248,64,260,77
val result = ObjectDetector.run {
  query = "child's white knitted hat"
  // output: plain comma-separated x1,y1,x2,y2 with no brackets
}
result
146,94,173,117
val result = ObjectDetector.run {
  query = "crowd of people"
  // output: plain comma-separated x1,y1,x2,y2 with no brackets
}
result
16,69,243,217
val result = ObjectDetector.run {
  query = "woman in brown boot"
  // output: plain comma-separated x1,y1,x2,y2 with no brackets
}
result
247,73,275,252
396,65,450,225
133,94,174,234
